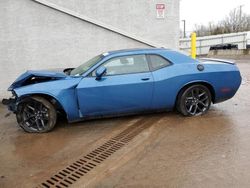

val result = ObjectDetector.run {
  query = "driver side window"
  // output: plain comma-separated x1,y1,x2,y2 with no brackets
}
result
92,55,149,76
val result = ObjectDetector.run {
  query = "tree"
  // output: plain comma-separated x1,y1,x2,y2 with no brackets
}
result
193,7,250,37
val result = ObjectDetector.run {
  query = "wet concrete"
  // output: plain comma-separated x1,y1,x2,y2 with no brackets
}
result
0,59,250,188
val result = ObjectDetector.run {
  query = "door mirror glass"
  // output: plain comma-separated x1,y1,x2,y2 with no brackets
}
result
95,66,106,80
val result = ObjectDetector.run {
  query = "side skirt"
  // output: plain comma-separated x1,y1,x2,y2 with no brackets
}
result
68,108,173,123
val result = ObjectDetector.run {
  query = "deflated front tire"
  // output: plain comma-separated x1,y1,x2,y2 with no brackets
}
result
16,96,57,133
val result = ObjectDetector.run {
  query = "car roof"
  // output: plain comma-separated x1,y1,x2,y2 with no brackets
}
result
101,48,198,65
106,48,171,56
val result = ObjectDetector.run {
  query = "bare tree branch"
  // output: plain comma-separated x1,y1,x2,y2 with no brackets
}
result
193,8,250,37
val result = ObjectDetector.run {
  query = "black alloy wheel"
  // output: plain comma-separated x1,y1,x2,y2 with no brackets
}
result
177,84,212,116
16,96,57,133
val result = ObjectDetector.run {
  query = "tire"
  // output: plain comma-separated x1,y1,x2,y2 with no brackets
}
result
177,84,212,116
16,96,57,133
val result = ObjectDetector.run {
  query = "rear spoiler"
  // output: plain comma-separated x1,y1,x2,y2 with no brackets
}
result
199,58,235,65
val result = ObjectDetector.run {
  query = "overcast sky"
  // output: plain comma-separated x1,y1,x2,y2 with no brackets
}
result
180,0,250,32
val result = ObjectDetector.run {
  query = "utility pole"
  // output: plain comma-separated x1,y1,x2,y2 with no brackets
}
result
239,5,244,32
182,20,186,38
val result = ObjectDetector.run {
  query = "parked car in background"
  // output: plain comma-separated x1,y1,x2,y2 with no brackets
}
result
2,48,242,133
209,43,238,51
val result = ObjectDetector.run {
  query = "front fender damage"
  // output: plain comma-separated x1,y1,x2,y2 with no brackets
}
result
3,78,83,122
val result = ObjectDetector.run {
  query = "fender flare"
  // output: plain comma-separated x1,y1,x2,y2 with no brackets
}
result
14,90,80,122
175,80,216,104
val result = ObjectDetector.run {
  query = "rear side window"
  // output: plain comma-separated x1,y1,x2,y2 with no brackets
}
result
149,55,171,71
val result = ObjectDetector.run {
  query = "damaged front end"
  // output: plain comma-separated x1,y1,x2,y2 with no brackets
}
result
2,70,67,113
2,91,18,113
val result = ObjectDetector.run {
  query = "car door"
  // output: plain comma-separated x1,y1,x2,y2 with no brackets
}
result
76,54,154,117
147,54,175,109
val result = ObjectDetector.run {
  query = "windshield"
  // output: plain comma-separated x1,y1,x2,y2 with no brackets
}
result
70,55,103,76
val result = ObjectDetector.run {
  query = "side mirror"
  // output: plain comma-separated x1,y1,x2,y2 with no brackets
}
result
95,66,106,80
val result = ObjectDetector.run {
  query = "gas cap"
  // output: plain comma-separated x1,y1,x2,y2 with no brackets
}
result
197,64,204,71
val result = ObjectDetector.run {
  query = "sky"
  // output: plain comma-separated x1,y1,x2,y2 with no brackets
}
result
180,0,250,32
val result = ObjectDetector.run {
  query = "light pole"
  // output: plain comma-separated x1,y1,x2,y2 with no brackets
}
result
239,5,244,31
182,20,186,38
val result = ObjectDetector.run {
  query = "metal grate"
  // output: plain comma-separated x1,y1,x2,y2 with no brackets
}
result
38,117,158,188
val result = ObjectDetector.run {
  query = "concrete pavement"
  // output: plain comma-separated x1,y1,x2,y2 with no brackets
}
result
0,59,250,188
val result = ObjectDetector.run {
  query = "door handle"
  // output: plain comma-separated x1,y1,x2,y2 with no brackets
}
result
141,78,150,81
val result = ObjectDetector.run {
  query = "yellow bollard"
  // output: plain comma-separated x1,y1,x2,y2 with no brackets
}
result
191,32,196,59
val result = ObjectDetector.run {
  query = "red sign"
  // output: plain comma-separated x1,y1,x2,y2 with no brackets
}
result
156,4,165,19
156,4,165,10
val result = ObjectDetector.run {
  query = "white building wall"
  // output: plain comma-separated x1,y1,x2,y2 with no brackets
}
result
0,0,180,97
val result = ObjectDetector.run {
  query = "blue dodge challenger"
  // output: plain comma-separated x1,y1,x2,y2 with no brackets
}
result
2,48,241,133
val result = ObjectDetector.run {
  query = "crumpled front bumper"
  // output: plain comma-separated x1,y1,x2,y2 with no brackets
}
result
2,97,17,112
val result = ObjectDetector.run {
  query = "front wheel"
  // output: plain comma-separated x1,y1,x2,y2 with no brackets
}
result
177,85,212,116
16,96,57,133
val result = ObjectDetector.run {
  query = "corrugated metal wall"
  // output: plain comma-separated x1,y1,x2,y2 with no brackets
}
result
180,32,249,55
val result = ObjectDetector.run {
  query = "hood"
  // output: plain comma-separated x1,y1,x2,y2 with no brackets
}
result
8,70,67,91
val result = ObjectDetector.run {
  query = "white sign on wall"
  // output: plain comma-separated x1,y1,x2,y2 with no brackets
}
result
156,4,165,19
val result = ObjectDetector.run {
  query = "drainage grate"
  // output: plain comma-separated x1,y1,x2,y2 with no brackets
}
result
38,117,158,188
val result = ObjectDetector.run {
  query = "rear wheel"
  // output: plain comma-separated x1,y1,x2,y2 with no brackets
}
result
177,85,211,116
16,96,57,133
